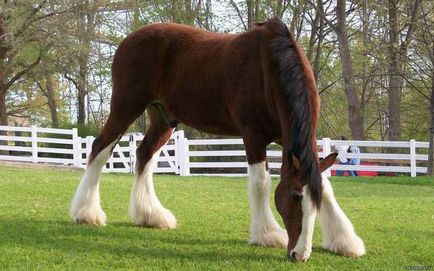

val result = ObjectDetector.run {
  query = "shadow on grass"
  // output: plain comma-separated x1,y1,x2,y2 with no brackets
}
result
0,217,285,263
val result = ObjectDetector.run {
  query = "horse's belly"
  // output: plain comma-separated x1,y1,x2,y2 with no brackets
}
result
169,104,241,136
161,89,241,136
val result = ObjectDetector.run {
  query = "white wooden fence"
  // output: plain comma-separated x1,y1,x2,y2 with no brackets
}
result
0,125,430,177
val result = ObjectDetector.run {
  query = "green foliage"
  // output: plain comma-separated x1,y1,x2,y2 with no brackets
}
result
1,0,432,144
133,0,211,28
76,123,101,137
0,167,433,270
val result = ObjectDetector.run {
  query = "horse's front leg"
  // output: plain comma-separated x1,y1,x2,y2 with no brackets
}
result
289,185,316,261
319,173,365,257
247,161,288,248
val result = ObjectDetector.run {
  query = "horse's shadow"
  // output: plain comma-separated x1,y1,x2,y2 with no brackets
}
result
0,217,285,263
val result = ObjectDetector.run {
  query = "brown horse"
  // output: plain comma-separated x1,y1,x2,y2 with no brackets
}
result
70,17,365,261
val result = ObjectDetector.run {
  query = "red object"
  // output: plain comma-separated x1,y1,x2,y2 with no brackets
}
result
331,162,378,176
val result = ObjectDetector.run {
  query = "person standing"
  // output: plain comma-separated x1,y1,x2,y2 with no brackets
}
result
349,145,361,177
335,136,350,176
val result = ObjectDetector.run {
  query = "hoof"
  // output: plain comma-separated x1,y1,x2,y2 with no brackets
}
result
71,207,107,226
249,228,288,248
324,234,366,257
289,247,311,262
131,207,177,229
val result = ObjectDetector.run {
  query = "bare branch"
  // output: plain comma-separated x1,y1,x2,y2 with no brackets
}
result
63,73,80,91
400,0,421,55
36,81,48,97
229,0,247,31
306,0,338,32
4,56,41,90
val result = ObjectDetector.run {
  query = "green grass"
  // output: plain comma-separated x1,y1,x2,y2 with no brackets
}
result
0,167,433,271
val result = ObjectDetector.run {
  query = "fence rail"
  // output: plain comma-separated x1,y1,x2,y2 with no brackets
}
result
0,125,430,177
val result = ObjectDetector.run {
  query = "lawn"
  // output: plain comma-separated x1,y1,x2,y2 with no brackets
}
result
0,166,433,271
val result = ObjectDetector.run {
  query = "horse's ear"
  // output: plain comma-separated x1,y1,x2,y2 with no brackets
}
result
290,154,301,171
320,153,338,172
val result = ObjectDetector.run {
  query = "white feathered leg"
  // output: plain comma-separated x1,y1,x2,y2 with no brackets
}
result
70,140,117,225
248,162,288,248
290,185,316,262
129,149,176,229
319,173,366,257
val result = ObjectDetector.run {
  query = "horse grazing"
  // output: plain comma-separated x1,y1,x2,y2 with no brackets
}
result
70,17,365,261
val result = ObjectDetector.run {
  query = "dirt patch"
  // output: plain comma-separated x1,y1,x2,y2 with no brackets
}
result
0,160,83,172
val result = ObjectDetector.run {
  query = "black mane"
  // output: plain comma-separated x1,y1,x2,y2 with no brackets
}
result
267,17,322,209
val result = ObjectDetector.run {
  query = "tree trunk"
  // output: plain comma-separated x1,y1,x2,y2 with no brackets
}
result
312,0,324,82
45,74,59,128
0,85,7,126
77,83,86,125
307,8,319,60
74,1,97,126
360,0,368,120
387,0,420,141
0,17,7,127
275,0,284,17
77,53,88,125
205,0,212,30
77,56,87,125
428,53,434,176
387,0,402,141
336,0,365,140
289,1,300,34
247,0,254,30
254,0,260,22
0,85,7,155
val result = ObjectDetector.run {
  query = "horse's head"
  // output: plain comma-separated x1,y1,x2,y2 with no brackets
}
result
275,152,337,258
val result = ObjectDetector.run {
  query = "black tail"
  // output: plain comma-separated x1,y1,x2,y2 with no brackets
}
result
267,17,322,209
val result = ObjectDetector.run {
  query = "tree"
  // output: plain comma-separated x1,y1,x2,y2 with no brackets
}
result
408,0,434,174
61,1,100,125
0,1,47,126
387,0,421,141
428,53,434,175
315,0,365,140
36,72,60,128
429,58,434,175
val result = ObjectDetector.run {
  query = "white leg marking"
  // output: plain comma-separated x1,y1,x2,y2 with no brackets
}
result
70,140,117,225
319,173,366,257
248,162,288,248
290,185,316,262
129,149,176,229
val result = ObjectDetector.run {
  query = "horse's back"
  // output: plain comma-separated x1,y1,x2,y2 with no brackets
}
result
110,22,279,136
112,23,232,94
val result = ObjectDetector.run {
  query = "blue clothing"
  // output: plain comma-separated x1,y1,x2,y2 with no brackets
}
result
336,160,350,176
350,146,361,165
336,145,360,177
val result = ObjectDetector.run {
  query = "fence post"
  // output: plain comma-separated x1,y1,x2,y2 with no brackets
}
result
410,139,416,177
72,128,81,167
31,125,38,163
129,133,137,174
177,130,190,176
323,137,332,177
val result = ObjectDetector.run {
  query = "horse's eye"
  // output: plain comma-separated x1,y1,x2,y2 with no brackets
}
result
290,189,303,202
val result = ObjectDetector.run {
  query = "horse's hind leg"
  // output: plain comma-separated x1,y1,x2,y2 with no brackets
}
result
129,106,176,229
70,113,138,225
